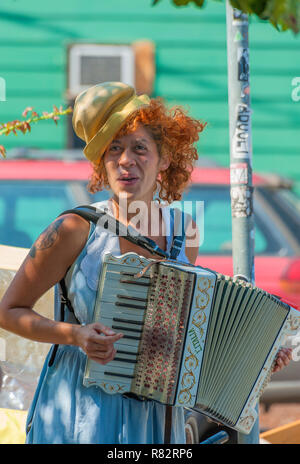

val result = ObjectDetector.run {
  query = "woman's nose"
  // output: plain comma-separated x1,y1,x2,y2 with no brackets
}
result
119,148,136,166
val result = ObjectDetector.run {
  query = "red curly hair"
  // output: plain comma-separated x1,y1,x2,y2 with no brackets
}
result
87,98,206,203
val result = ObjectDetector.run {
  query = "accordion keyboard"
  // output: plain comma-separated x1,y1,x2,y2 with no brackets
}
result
102,269,151,381
84,258,195,402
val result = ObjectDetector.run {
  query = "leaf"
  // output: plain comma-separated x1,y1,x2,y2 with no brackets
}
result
18,122,28,134
24,121,31,132
0,145,6,158
152,0,161,4
173,0,190,5
228,0,300,33
22,106,33,118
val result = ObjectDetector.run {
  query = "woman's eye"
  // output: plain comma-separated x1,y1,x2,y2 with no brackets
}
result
109,145,121,152
135,144,146,151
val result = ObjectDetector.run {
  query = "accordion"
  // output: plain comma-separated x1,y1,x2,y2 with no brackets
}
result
83,252,300,434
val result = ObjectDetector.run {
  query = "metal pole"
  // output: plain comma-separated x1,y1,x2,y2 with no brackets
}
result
225,1,259,444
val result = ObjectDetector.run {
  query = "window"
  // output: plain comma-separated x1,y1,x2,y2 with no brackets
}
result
0,181,87,248
66,41,155,149
171,186,288,256
68,44,135,98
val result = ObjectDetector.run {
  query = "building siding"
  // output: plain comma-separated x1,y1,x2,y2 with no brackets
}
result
0,0,299,192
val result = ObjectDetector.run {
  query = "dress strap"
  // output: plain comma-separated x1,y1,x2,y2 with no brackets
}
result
169,208,185,260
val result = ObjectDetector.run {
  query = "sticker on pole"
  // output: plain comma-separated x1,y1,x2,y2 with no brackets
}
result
237,47,249,82
232,103,252,160
232,9,248,26
230,163,248,185
231,185,253,218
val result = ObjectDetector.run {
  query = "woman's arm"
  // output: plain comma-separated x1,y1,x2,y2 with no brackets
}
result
0,214,123,364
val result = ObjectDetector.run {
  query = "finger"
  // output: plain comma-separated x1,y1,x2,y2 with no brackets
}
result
89,349,117,365
283,348,292,358
87,341,116,356
92,323,118,336
278,350,291,363
92,332,124,345
281,353,291,366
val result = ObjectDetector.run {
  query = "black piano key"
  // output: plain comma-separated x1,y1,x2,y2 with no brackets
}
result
113,317,144,326
116,294,148,303
120,272,150,279
104,371,135,379
117,349,139,356
120,279,151,287
113,357,137,364
115,302,147,310
122,334,141,341
112,325,142,334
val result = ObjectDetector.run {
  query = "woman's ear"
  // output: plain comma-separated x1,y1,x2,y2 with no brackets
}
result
159,154,170,172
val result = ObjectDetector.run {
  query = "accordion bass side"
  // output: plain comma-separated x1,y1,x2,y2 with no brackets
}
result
83,252,300,434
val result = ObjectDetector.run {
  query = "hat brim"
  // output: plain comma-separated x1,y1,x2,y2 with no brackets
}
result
83,94,151,163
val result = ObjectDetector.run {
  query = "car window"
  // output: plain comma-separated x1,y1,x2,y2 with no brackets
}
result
0,181,88,248
257,187,300,249
171,186,287,256
277,189,300,213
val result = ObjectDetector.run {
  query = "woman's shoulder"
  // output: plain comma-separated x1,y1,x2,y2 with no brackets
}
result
34,212,91,266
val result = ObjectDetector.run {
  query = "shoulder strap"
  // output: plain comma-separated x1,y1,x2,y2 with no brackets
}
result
59,205,170,259
48,276,80,367
169,208,186,260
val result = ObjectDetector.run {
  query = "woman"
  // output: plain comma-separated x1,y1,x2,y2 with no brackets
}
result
0,82,205,444
0,82,291,444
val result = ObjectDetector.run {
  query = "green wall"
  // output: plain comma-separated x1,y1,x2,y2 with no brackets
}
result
0,0,299,193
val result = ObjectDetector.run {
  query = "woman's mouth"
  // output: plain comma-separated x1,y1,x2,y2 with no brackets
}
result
117,176,139,185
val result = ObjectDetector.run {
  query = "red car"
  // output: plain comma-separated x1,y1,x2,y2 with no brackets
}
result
0,152,299,309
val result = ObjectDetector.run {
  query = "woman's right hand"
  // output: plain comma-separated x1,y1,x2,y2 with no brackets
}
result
74,323,123,365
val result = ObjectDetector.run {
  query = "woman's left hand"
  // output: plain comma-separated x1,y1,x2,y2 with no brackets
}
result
272,347,293,373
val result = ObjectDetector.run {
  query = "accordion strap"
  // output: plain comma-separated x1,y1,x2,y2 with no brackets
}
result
48,275,80,367
59,205,170,259
164,405,173,444
169,207,185,260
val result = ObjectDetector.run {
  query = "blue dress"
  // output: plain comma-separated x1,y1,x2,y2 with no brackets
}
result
25,201,191,444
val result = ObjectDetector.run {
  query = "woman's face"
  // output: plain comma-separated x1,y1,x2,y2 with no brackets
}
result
103,125,168,204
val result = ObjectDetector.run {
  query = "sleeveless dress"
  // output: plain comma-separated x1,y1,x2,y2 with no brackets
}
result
25,200,191,444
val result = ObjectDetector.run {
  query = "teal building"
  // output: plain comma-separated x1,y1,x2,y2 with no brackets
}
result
0,0,299,193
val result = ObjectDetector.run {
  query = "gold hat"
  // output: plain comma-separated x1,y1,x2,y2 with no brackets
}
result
72,81,151,163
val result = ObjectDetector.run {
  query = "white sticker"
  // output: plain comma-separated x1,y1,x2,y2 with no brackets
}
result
230,163,248,184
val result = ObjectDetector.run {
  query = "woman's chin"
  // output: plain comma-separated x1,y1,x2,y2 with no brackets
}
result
116,188,144,202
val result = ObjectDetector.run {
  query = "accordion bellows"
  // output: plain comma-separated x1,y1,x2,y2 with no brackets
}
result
83,253,300,434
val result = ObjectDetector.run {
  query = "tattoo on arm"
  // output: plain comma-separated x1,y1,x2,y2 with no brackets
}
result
29,218,65,258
